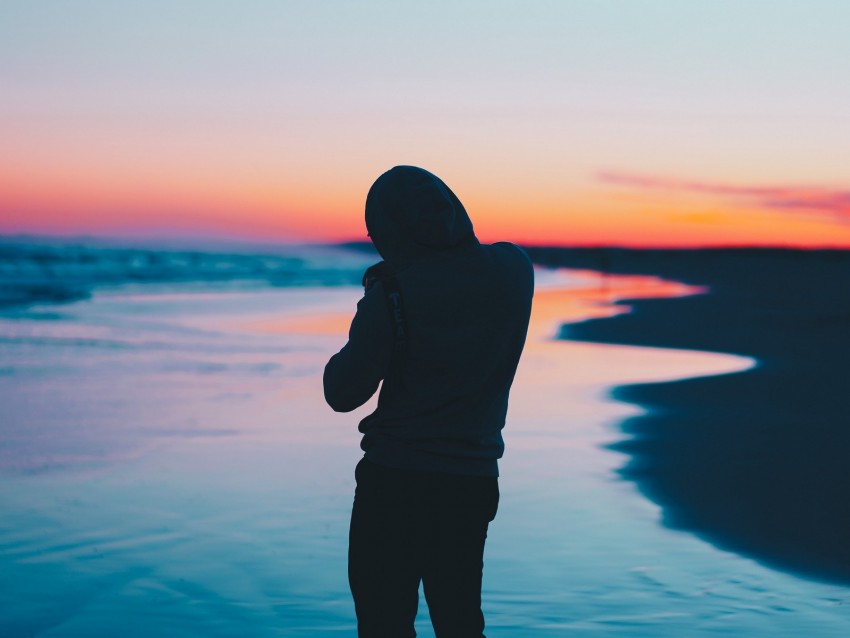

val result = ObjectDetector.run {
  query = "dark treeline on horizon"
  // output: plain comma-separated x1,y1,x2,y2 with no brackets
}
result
522,245,850,284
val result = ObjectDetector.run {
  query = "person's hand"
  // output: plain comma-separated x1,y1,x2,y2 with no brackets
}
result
362,261,388,292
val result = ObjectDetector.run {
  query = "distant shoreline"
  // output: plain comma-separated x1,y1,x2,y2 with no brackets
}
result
525,247,850,586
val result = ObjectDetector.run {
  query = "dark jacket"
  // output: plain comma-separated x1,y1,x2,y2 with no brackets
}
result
323,166,533,476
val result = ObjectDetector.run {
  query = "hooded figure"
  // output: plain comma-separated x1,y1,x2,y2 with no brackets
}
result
324,166,533,637
365,165,475,265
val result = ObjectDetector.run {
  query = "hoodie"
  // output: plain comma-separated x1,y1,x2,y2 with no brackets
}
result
323,166,534,476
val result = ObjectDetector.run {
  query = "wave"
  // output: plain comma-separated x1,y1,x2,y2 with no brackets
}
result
0,238,377,310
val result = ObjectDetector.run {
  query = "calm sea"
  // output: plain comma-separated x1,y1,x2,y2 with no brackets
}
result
1,240,847,636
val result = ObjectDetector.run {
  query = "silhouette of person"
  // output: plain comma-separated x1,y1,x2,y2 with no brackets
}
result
324,166,533,637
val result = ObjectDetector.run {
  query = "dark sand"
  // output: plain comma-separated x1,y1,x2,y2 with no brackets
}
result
526,248,850,586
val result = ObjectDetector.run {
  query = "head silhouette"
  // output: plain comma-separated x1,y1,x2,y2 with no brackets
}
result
365,166,475,266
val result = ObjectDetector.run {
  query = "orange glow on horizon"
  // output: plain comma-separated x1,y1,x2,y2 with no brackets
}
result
2,169,850,248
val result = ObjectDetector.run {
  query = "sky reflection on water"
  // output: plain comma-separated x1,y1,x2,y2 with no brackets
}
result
1,271,849,637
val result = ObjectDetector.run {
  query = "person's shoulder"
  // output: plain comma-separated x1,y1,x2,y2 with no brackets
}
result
485,242,533,270
482,242,534,292
356,279,389,314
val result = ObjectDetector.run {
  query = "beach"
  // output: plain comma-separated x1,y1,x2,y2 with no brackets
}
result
528,247,850,587
2,241,850,636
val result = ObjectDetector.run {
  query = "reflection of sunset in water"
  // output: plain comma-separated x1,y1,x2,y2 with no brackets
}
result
251,312,354,336
527,269,703,348
507,269,750,464
239,268,704,341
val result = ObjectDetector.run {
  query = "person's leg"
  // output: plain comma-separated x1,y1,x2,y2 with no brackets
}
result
420,474,499,638
349,459,421,638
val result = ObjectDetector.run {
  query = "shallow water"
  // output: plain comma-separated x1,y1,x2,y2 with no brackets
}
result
1,264,849,636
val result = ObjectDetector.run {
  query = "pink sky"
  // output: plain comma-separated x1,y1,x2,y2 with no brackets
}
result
2,2,849,247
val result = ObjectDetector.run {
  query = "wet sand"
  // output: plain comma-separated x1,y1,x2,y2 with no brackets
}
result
3,258,850,636
526,248,850,586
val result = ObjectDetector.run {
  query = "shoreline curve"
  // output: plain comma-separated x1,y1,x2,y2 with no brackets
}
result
527,247,850,586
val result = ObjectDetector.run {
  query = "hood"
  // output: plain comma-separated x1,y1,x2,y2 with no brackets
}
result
365,166,476,266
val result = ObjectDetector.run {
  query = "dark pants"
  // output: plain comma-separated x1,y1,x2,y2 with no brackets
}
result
349,458,499,638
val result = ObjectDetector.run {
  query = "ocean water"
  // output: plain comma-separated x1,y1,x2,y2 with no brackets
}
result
1,241,848,637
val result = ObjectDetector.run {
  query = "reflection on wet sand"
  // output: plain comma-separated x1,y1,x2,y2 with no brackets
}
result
1,264,848,637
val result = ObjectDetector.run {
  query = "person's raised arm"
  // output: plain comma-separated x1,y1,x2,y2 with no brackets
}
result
323,282,393,412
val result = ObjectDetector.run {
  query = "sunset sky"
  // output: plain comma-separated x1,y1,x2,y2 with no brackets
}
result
2,1,849,247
